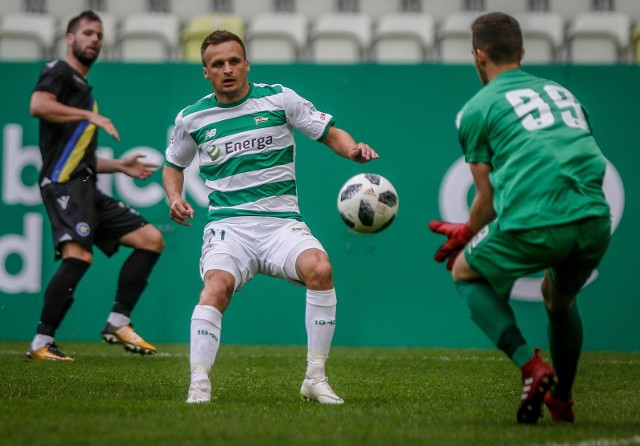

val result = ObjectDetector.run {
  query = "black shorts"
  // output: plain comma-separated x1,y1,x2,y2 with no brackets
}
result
40,173,148,260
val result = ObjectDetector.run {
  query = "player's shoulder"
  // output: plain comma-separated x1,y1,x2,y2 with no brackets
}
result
251,82,286,97
181,93,216,118
457,97,482,130
40,59,70,75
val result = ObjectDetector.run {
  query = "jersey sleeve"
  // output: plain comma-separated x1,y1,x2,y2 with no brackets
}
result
281,86,335,141
457,101,492,164
165,109,197,170
33,60,66,97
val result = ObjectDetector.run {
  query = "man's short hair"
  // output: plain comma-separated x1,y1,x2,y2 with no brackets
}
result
67,10,102,35
200,30,246,65
472,12,523,64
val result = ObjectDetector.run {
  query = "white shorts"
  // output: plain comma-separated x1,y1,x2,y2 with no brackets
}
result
199,217,326,290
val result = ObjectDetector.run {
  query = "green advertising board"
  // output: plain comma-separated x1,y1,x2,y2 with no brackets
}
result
0,62,637,351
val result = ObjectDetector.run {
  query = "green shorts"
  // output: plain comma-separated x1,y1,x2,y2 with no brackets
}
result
464,216,611,298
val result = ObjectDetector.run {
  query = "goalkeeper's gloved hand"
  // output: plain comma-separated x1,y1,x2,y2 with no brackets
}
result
428,220,475,270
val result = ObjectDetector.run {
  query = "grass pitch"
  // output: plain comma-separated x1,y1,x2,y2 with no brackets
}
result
1,342,639,446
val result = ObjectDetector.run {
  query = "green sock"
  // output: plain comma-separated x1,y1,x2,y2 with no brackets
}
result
547,303,583,401
456,280,533,368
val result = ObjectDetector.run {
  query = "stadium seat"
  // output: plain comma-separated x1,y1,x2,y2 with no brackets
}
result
231,0,275,22
548,0,593,18
54,11,118,60
118,12,181,62
371,12,435,63
246,12,308,63
359,0,402,18
568,11,631,63
166,0,214,23
616,0,640,21
309,12,373,63
96,0,149,20
634,22,640,62
0,0,24,15
484,0,529,14
0,12,56,60
516,11,565,63
437,11,483,64
423,0,467,22
182,13,244,62
43,0,88,21
294,0,338,18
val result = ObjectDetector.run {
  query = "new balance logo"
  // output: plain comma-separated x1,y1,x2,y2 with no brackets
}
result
205,128,217,139
57,195,70,209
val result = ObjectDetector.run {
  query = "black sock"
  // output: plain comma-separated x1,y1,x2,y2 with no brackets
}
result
547,303,583,400
37,258,90,336
112,249,160,316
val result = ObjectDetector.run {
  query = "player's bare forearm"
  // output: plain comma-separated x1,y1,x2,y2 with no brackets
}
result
162,164,185,202
30,91,120,140
97,154,157,179
163,165,194,226
323,127,379,163
468,162,496,232
30,91,92,123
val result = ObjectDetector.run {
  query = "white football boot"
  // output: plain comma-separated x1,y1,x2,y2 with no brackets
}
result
300,376,344,405
186,379,212,404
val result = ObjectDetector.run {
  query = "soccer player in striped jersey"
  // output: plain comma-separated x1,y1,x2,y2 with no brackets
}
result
429,12,611,424
163,30,379,405
27,11,164,361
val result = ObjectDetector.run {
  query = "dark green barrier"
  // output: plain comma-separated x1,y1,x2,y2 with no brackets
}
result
0,62,637,351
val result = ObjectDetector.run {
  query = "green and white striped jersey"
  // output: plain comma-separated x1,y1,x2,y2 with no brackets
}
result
165,83,335,222
457,69,610,231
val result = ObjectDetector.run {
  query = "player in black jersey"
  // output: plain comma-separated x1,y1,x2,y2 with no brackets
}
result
27,10,165,360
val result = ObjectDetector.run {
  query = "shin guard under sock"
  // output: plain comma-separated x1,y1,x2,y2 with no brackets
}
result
305,289,337,378
190,305,222,383
547,303,583,400
456,280,533,367
112,249,160,316
37,258,90,336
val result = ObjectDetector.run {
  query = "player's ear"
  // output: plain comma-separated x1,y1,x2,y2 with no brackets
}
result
203,67,208,79
475,48,488,64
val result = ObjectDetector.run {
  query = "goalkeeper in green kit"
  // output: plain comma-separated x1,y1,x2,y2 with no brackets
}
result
429,12,611,424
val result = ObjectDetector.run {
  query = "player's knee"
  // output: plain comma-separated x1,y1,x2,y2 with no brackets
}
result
200,271,234,310
132,225,164,253
145,226,165,252
302,259,333,289
541,277,575,312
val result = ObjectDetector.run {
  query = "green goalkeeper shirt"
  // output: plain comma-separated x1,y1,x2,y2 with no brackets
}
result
457,69,610,231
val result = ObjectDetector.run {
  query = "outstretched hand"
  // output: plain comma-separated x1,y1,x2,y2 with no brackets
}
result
349,143,379,163
169,199,195,226
120,154,158,179
90,113,120,141
428,220,475,270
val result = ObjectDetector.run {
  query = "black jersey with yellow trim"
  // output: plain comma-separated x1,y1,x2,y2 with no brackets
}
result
34,59,98,184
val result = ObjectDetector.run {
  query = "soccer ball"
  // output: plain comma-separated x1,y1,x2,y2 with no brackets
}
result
337,173,399,234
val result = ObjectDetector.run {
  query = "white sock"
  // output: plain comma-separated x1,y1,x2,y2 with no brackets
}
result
190,305,222,384
107,312,130,328
305,289,337,378
31,334,54,351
